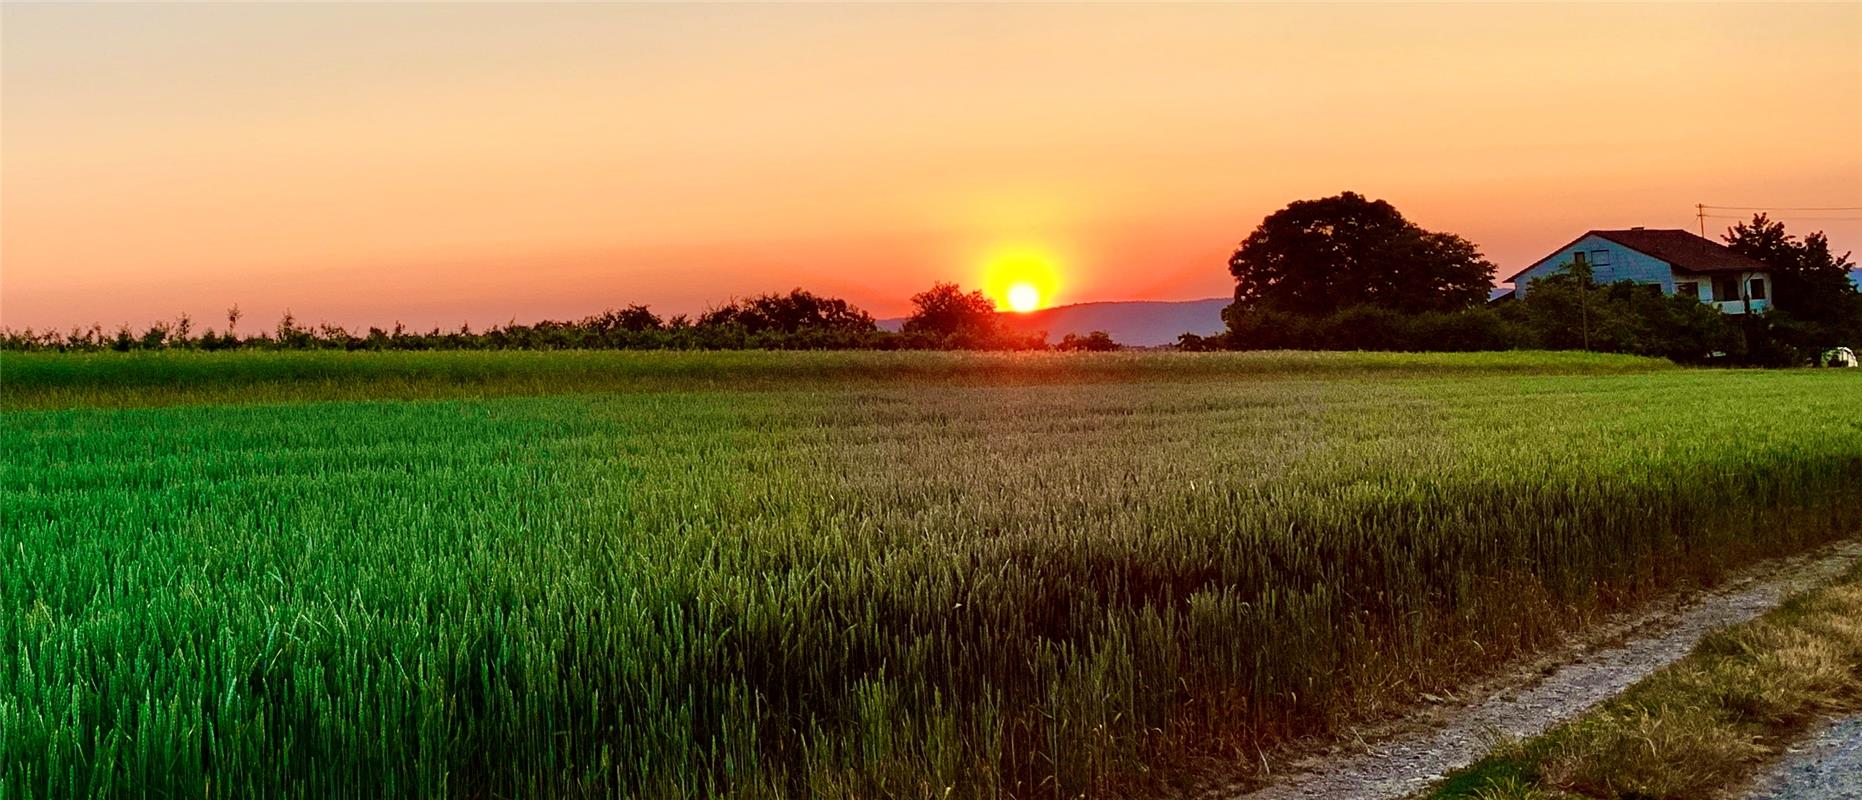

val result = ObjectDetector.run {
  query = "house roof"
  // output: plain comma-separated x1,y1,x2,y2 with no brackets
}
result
1504,228,1772,283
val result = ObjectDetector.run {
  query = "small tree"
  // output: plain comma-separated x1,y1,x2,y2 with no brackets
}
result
138,321,171,350
275,311,313,349
1175,332,1227,352
698,289,875,336
1056,331,1119,351
586,306,664,334
902,283,999,340
1723,214,1862,355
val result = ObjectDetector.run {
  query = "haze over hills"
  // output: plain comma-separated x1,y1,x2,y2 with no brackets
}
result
878,298,1228,347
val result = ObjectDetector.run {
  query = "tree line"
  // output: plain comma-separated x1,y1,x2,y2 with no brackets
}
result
1,283,1124,353
9,194,1855,363
1190,193,1861,366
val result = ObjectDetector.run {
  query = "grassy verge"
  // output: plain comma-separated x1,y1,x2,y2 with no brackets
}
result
1428,562,1862,800
0,349,1671,410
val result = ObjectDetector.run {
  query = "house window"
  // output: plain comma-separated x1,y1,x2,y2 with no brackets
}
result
1571,251,1588,267
1713,275,1742,301
1675,281,1700,300
1749,277,1767,300
1590,250,1612,266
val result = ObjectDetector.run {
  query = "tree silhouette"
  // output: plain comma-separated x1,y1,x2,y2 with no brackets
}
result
586,305,663,334
698,289,875,335
902,283,999,339
1722,214,1861,351
1056,330,1119,351
1227,192,1494,317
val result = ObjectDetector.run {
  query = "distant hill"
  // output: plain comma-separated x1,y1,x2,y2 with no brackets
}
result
878,298,1228,347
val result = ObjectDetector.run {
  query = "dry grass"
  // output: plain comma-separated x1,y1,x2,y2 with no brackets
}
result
1431,565,1862,800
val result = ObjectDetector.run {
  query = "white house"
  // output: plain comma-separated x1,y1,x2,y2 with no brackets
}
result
1506,228,1774,314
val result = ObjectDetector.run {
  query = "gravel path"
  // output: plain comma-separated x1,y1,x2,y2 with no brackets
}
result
1223,539,1862,800
1745,713,1862,800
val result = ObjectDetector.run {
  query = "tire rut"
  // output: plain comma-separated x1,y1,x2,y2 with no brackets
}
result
1219,539,1862,800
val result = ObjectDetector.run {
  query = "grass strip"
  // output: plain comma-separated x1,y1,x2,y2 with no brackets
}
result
1428,559,1862,800
0,349,1671,410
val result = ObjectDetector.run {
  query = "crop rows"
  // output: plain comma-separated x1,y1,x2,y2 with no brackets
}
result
3,352,1859,798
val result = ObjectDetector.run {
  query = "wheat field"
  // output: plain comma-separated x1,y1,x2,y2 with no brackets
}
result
4,351,1858,798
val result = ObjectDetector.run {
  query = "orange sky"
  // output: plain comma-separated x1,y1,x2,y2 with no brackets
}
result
4,3,1859,331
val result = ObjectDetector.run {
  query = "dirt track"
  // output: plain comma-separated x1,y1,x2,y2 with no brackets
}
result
1744,713,1862,800
1223,539,1862,800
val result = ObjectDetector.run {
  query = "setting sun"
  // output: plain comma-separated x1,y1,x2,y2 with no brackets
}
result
981,244,1063,313
1006,283,1041,313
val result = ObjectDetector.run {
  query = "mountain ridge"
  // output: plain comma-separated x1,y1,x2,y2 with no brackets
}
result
877,297,1228,347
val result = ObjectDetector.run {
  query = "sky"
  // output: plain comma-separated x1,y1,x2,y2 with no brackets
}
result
4,2,1859,331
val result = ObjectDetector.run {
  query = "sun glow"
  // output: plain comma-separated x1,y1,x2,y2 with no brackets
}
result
981,244,1063,313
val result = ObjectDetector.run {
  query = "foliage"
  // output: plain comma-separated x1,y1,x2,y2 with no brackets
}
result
1223,304,1521,353
584,304,666,333
0,306,825,353
901,282,998,338
4,352,1859,798
892,282,1046,350
1055,330,1120,351
0,284,1053,353
1175,332,1227,352
1227,191,1496,316
1720,213,1854,336
697,289,877,336
1506,264,1741,363
1219,262,1753,364
1723,213,1862,360
1214,198,1859,366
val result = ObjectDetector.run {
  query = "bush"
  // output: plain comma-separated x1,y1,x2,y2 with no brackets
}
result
1219,268,1766,364
1,287,1053,354
1505,270,1740,363
1222,304,1523,353
1056,331,1119,351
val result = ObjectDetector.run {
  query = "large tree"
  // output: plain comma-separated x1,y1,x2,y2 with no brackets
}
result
1226,192,1495,317
1722,214,1861,350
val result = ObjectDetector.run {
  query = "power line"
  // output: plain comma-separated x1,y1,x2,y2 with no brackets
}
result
1696,202,1862,234
1705,212,1862,218
1700,214,1862,220
1699,204,1862,211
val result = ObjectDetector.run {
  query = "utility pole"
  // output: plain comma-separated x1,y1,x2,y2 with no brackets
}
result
1579,268,1591,352
1697,203,1706,237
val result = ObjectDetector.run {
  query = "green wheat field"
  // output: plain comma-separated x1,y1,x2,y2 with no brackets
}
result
4,351,1859,798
